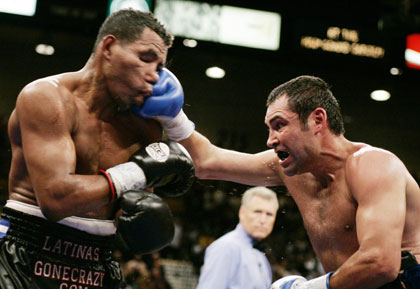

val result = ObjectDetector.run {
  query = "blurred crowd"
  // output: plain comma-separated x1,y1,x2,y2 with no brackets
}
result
113,251,173,289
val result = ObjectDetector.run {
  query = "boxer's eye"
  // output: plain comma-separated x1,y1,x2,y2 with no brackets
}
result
139,50,158,63
274,122,283,131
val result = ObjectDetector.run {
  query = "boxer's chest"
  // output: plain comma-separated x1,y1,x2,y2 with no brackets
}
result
287,175,359,260
71,111,161,174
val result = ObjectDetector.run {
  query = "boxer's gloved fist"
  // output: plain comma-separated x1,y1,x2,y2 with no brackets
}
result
130,140,195,197
117,190,174,254
132,68,183,119
270,273,333,289
104,140,194,198
131,68,195,141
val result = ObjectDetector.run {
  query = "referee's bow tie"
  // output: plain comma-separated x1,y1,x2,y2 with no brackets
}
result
253,241,269,253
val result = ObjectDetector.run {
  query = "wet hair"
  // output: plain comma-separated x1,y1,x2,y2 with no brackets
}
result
92,9,173,53
266,75,345,135
241,186,279,210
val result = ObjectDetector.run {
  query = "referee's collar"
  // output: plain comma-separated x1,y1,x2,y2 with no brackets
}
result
235,223,256,246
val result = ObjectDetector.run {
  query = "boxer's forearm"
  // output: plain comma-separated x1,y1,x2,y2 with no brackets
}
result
35,174,112,222
328,249,400,289
180,131,283,186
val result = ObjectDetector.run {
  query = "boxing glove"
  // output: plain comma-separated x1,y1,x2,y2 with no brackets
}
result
132,68,183,119
103,140,194,200
117,190,174,254
132,68,195,141
270,273,333,289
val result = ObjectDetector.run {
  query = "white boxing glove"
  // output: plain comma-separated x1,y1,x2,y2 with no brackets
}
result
270,272,333,289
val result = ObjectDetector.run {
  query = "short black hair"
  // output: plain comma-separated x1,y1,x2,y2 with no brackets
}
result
267,75,345,135
93,9,173,53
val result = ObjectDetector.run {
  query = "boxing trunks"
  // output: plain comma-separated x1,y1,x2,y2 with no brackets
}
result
379,251,420,289
0,200,122,289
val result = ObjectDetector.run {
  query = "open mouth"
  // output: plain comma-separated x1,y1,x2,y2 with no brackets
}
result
277,151,290,161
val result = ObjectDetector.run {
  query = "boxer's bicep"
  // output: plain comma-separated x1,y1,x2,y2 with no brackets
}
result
16,87,76,199
350,150,406,264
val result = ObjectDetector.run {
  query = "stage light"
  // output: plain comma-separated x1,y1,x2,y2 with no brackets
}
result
35,44,55,56
206,67,225,79
370,90,390,101
0,0,37,16
183,39,198,48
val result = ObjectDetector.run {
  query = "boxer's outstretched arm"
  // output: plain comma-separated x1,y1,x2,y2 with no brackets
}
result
14,82,111,221
134,68,283,186
180,131,284,186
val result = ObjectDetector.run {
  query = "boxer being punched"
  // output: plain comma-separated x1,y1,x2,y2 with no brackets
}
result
146,75,420,288
1,9,194,289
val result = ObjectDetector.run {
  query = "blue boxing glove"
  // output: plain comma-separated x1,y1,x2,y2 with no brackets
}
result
132,68,195,141
270,273,333,289
132,68,183,120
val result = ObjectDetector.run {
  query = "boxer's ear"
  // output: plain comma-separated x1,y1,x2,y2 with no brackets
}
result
100,35,117,60
311,108,327,134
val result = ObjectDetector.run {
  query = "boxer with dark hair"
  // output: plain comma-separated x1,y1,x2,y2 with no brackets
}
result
1,9,194,289
144,74,420,288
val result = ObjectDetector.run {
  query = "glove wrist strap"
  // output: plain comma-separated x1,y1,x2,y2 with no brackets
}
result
161,110,195,141
309,272,334,289
326,272,333,289
270,272,333,289
98,169,116,203
106,162,147,198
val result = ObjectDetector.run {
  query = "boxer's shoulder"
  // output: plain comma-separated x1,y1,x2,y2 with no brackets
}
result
18,74,77,111
21,73,71,93
16,74,79,129
345,143,406,192
347,144,400,169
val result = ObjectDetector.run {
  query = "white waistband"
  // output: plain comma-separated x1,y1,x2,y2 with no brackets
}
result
5,200,117,236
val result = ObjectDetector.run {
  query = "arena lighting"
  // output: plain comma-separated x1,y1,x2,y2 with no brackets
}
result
0,0,37,16
35,44,55,56
370,90,391,102
107,0,152,15
389,67,402,75
205,67,225,79
183,39,198,48
154,0,281,51
405,34,420,70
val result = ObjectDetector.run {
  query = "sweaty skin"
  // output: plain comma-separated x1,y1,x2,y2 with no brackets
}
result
180,95,420,289
8,28,167,222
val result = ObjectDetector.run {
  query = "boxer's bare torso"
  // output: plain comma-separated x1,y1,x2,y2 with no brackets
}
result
183,121,420,278
281,144,420,270
263,93,420,274
7,27,168,221
8,72,162,220
180,75,420,286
